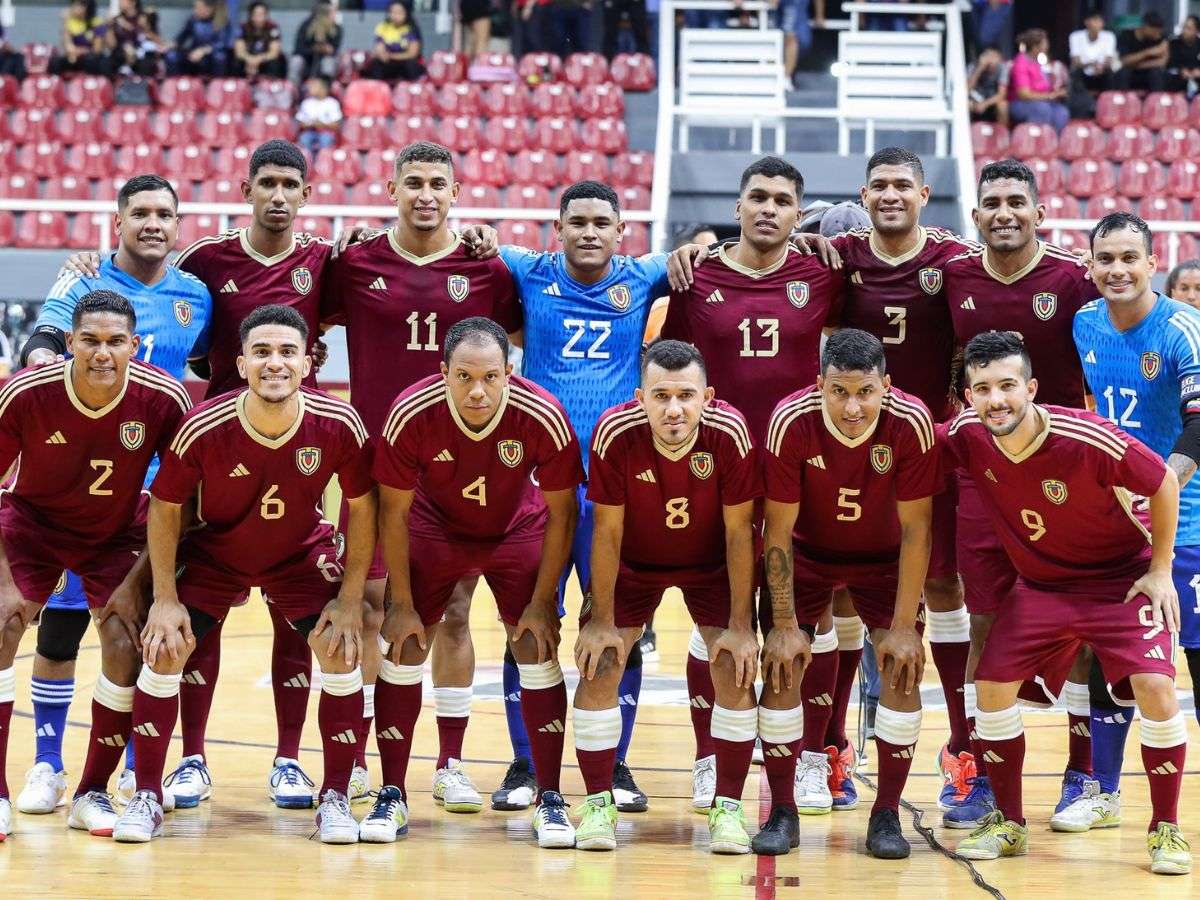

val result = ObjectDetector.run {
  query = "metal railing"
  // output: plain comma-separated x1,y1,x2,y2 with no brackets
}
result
1041,218,1200,271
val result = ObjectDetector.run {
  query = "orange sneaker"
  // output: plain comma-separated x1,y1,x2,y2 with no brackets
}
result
826,744,858,810
937,743,976,811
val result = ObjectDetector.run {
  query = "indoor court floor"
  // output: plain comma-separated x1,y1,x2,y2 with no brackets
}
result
1,581,1196,899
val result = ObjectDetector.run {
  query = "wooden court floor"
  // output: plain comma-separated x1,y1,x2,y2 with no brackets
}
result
0,583,1196,899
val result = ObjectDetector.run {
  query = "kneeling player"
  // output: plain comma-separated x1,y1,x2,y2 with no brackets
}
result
574,340,760,853
944,331,1191,875
370,317,582,847
761,329,938,858
122,304,376,844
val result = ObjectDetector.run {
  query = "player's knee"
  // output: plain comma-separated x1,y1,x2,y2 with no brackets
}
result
363,579,387,613
96,614,138,660
923,575,964,611
35,607,91,662
1132,673,1180,719
1,615,26,657
588,647,623,685
441,602,472,639
361,602,384,636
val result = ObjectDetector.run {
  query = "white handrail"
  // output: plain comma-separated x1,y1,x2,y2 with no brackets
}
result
1042,217,1200,271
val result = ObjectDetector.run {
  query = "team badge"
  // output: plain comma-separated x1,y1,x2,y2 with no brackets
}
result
786,280,810,309
447,274,470,302
918,267,942,295
296,446,321,475
1141,351,1162,381
291,267,313,295
608,285,631,311
870,444,893,474
1042,479,1068,505
120,421,145,451
173,300,192,327
1032,292,1057,321
689,452,714,479
498,439,524,467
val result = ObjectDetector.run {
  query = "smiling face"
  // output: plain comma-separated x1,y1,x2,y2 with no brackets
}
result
245,164,309,235
965,354,1038,437
635,361,713,448
390,159,458,234
555,197,624,275
114,189,178,266
819,366,890,440
862,163,929,236
974,177,1043,255
1089,225,1157,306
66,311,140,392
441,337,511,430
735,174,799,254
237,323,310,404
1171,267,1200,307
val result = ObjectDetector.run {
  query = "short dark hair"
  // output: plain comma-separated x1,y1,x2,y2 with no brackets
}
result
641,339,707,382
72,289,136,332
558,180,620,217
117,174,178,212
1142,11,1164,29
443,316,509,364
249,139,308,181
963,330,1032,381
1083,8,1103,21
866,147,924,185
395,140,454,178
977,157,1038,203
739,156,803,197
821,328,886,376
1090,211,1153,256
1166,259,1200,296
239,303,309,345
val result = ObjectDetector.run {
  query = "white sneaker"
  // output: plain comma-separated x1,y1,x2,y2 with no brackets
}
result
348,764,371,804
532,790,576,848
16,763,68,813
268,757,315,810
316,790,359,844
1050,785,1121,833
67,790,119,836
433,758,483,813
359,786,408,843
115,768,176,813
794,750,833,815
163,755,211,808
0,797,12,841
692,754,717,813
112,790,164,843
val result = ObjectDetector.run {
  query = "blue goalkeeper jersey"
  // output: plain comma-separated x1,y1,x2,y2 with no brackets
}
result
1074,293,1200,546
499,246,669,466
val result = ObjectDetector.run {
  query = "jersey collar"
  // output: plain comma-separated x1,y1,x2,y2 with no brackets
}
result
868,226,927,267
239,228,297,267
820,395,880,448
990,404,1051,463
717,242,791,278
652,423,699,460
64,358,130,419
445,384,510,441
982,240,1046,285
387,228,462,266
236,389,305,448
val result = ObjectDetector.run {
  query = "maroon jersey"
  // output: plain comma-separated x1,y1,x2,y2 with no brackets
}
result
764,385,940,566
945,241,1092,406
0,359,189,549
151,387,372,577
830,226,976,420
940,404,1167,587
662,243,843,441
587,398,760,571
321,230,523,437
175,229,333,397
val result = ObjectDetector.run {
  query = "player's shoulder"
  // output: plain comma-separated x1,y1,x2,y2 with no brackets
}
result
614,250,667,279
1163,297,1200,346
127,358,191,412
927,227,979,261
170,389,241,455
765,385,822,453
381,374,446,439
335,228,390,266
174,228,239,266
166,266,212,297
508,374,574,448
701,399,754,455
46,267,95,300
301,386,368,444
880,388,935,451
591,399,647,458
1044,405,1130,459
296,230,334,255
1040,240,1090,273
944,243,985,269
945,406,983,438
1074,297,1104,321
498,243,553,274
0,359,68,410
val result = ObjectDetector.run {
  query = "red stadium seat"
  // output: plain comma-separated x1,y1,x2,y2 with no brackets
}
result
506,183,551,209
530,82,576,117
55,108,104,145
157,77,206,113
442,115,478,153
66,142,111,180
397,114,435,145
212,145,253,179
1153,232,1200,271
253,78,296,110
175,213,222,248
1085,195,1135,218
517,52,563,84
165,145,214,183
610,53,656,91
1041,229,1089,253
1041,194,1080,219
23,43,54,77
63,75,114,110
205,78,252,113
474,51,516,71
0,140,12,176
196,178,245,203
1139,195,1185,220
312,147,363,184
391,80,435,116
342,80,392,117
340,215,388,232
574,83,625,119
481,82,528,117
0,173,36,199
425,50,468,85
295,216,333,240
1024,158,1064,195
17,141,65,178
1142,92,1189,130
245,109,297,143
1156,126,1200,163
309,180,348,205
511,149,561,188
458,148,510,187
1095,91,1141,129
0,211,16,245
481,116,530,154
363,147,400,180
460,184,501,208
532,117,579,155
497,219,545,250
196,111,246,149
171,179,196,201
1107,124,1155,162
0,75,18,106
340,115,392,151
154,110,198,147
336,49,370,84
618,184,651,210
1009,122,1058,159
18,75,63,109
611,151,653,187
92,176,129,201
563,53,609,88
44,174,91,201
435,82,482,118
580,118,627,155
347,180,392,206
68,212,107,249
622,222,650,256
564,149,610,183
15,210,67,248
1167,158,1200,199
1065,158,1113,197
10,108,56,143
1056,120,1106,160
110,107,152,144
1117,159,1166,198
114,143,163,177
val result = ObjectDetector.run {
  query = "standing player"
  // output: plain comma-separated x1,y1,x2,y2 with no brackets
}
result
760,329,938,858
117,304,375,844
574,340,760,853
368,318,582,848
1073,212,1200,830
0,291,191,840
944,331,1191,876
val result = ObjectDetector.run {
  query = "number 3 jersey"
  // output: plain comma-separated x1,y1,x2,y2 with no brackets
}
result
151,387,373,576
373,373,584,542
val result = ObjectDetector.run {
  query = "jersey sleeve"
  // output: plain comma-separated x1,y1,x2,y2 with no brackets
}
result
763,413,805,504
894,419,941,502
371,415,423,491
0,384,26,473
1168,308,1200,414
186,282,215,358
660,290,693,343
935,420,967,469
719,436,761,506
1101,419,1169,497
487,257,523,334
497,244,540,295
317,254,347,327
532,423,585,493
635,251,670,299
150,439,203,505
38,271,90,332
335,425,374,500
154,396,189,459
585,431,626,505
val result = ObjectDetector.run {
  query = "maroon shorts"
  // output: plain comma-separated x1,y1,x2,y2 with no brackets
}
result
582,564,731,629
975,575,1176,705
759,554,921,635
956,473,1017,616
928,473,958,581
410,533,541,627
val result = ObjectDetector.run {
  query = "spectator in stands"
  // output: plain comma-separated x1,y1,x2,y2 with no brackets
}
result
1007,28,1068,131
1068,8,1116,93
1116,11,1169,92
552,0,591,58
601,0,650,60
968,45,1008,125
106,0,166,76
1167,259,1200,308
512,0,550,57
167,0,231,77
366,1,425,81
973,0,1014,56
1168,15,1200,97
458,0,493,60
232,1,286,78
777,0,825,91
296,76,342,161
50,0,110,76
0,25,26,79
292,0,342,81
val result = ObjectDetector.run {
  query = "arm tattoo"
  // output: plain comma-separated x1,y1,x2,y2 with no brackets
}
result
1169,452,1198,489
765,544,793,619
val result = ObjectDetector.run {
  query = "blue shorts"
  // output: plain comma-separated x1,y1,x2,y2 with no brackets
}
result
557,485,594,618
45,570,88,611
774,0,812,47
1174,544,1200,649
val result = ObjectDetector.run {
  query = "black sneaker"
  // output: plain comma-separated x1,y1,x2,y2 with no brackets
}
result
490,757,537,811
612,760,648,812
866,808,911,859
636,628,660,663
751,804,800,855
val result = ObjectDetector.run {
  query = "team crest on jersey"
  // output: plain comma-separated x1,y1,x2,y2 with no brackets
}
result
498,439,524,467
608,285,631,311
870,444,893,474
120,421,145,451
786,280,810,309
173,300,192,327
296,446,321,475
689,452,714,480
918,267,942,295
291,267,313,295
1032,292,1057,321
1042,479,1068,505
446,274,470,302
1141,351,1162,381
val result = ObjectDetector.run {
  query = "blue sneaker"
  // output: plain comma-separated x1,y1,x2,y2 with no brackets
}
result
1053,768,1091,815
942,776,995,829
936,743,976,811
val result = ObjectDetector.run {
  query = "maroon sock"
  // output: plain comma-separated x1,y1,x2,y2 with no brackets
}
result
132,670,182,804
0,697,13,797
1141,714,1188,830
871,705,922,814
521,681,567,796
976,707,1025,824
686,648,716,759
374,671,423,799
317,671,363,797
269,601,311,761
801,643,838,753
930,640,971,755
1067,714,1093,775
573,706,621,795
435,717,468,769
180,620,221,760
759,705,802,811
969,719,987,777
825,647,863,750
711,704,756,802
75,677,134,795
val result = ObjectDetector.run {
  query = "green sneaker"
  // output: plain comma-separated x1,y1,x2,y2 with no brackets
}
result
1148,822,1192,875
956,810,1028,860
575,791,618,851
708,796,751,854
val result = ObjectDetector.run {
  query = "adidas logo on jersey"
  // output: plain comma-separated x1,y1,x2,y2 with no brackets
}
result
808,693,832,706
806,455,826,469
1084,350,1097,364
636,469,656,482
891,747,914,759
97,734,127,747
538,719,565,733
981,750,1004,764
283,673,310,688
705,289,725,304
960,297,976,310
181,670,207,686
377,726,405,741
45,431,66,445
1151,761,1179,776
618,693,637,707
1144,645,1167,660
690,696,711,710
764,746,792,758
543,282,562,296
850,271,864,285
434,449,455,462
1070,722,1091,737
330,729,358,744
35,724,56,738
985,468,998,483
134,723,160,738
229,463,249,477
220,279,238,294
369,277,387,291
